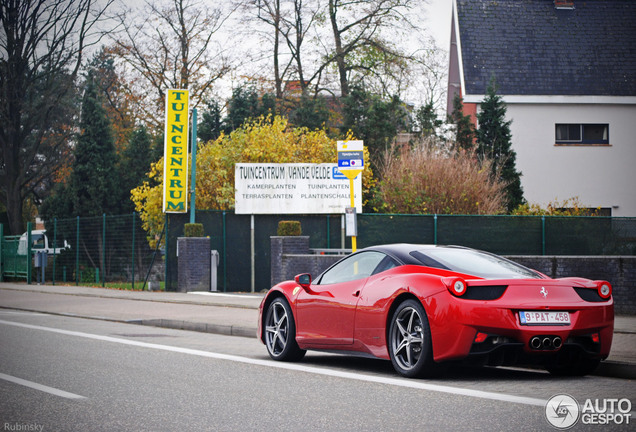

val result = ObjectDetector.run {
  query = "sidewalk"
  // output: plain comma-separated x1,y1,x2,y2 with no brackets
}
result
1,282,634,378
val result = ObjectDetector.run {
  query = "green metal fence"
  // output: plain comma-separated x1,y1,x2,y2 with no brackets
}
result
0,222,32,282
0,214,164,288
165,212,636,293
2,212,635,291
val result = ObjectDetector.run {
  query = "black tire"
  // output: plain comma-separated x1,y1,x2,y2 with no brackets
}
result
264,297,306,362
388,299,436,378
546,358,601,376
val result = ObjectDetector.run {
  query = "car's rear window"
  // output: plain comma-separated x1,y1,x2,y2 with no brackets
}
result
410,248,541,279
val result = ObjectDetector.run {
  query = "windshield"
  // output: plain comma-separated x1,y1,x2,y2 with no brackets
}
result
410,247,541,279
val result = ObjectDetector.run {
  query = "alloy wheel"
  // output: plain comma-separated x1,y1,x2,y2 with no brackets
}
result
391,306,425,371
265,301,289,356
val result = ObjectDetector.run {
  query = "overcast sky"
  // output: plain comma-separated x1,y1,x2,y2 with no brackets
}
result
427,0,452,51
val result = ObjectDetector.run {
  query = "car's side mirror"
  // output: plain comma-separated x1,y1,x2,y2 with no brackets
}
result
295,273,312,289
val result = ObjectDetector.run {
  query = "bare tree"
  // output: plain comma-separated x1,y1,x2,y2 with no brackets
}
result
281,0,321,94
248,0,286,98
0,0,113,234
111,0,235,128
324,0,416,97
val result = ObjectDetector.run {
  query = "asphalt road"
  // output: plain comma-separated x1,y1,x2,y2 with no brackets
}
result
1,311,634,432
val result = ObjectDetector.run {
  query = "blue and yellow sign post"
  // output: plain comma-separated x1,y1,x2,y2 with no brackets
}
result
337,140,364,252
163,89,190,213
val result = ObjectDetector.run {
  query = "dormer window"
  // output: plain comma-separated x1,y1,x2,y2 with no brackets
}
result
555,124,609,145
554,0,575,9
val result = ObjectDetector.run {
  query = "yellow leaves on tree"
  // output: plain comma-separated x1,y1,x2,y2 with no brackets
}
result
131,115,375,245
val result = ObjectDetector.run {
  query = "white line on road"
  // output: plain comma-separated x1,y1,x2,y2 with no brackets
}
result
0,319,546,407
0,311,45,316
0,373,85,399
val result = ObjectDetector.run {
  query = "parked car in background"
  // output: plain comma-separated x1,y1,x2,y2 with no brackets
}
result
17,230,70,255
259,244,614,378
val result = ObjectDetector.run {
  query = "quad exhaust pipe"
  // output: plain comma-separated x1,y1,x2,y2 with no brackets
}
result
530,336,562,350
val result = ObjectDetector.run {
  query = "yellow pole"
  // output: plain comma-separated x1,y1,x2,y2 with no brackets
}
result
349,176,357,252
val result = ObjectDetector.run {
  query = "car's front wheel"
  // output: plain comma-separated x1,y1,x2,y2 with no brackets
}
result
264,297,306,362
388,299,435,378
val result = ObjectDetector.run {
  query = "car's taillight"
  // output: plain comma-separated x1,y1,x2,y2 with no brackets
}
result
443,277,467,297
595,280,612,299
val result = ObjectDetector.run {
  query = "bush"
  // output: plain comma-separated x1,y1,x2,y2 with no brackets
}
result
277,220,302,236
184,223,204,237
373,143,506,214
511,197,600,216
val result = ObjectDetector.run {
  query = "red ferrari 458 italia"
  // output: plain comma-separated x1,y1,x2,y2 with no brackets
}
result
258,244,614,377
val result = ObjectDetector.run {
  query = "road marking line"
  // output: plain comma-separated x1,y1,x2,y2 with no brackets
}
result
0,319,545,407
0,311,44,316
0,373,85,399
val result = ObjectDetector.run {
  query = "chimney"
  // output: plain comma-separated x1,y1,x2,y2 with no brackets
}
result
554,0,574,9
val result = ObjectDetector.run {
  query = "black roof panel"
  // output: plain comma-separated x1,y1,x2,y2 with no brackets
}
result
456,0,636,96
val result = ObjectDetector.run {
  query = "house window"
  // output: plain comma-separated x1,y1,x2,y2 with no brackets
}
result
555,124,609,145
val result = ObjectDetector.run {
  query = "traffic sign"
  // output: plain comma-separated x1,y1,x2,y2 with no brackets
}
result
337,140,364,170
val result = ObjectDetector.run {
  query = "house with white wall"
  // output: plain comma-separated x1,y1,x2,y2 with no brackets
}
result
447,0,636,216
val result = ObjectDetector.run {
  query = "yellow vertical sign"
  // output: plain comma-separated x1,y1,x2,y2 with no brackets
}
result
163,89,190,213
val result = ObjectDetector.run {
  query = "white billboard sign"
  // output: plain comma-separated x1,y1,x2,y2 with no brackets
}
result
235,163,362,214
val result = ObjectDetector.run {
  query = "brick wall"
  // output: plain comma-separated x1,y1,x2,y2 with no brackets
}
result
270,236,310,286
271,236,341,286
509,256,636,315
177,237,210,292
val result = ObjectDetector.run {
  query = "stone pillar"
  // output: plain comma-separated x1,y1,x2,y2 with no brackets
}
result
177,237,211,292
270,236,310,287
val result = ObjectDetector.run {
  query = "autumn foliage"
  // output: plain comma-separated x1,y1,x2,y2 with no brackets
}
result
131,115,374,244
511,197,600,216
373,143,506,215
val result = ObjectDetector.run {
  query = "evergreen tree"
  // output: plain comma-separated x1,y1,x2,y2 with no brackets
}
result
223,85,275,133
198,99,223,142
149,131,165,166
342,84,407,170
476,77,524,212
260,93,277,116
70,72,119,216
118,126,153,213
223,86,258,132
449,93,475,151
415,100,443,138
290,95,330,130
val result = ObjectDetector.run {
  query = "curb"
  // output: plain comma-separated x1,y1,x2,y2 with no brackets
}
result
594,361,636,380
127,318,256,338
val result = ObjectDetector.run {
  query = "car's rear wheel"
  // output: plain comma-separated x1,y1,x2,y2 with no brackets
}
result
388,299,435,378
264,297,306,362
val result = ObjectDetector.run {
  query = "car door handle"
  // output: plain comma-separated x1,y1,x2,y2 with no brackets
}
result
353,290,360,297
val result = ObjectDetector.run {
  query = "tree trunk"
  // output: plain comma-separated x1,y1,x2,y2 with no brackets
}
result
274,0,283,99
329,0,348,97
6,184,24,235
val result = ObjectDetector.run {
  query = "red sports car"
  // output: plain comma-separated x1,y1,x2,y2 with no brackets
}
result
258,244,613,377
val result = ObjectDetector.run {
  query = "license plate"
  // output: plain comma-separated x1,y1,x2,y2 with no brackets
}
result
519,311,570,325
